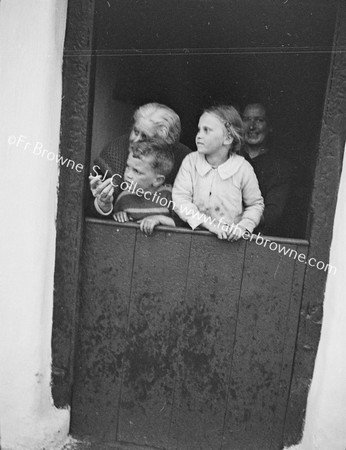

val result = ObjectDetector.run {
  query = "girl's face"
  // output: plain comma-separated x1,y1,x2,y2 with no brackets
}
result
195,112,231,156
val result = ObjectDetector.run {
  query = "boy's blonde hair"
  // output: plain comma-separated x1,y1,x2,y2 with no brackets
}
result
204,105,243,154
129,139,174,178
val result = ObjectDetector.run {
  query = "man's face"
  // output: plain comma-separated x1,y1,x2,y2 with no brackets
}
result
243,104,269,147
129,118,157,144
123,151,159,191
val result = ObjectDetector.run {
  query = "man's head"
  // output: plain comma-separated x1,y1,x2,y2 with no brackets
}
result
129,103,181,145
242,103,270,148
124,139,174,191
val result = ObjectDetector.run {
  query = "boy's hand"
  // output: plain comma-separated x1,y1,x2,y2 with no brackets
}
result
89,175,113,197
113,211,129,223
90,176,114,213
89,175,113,199
89,175,103,197
138,216,161,235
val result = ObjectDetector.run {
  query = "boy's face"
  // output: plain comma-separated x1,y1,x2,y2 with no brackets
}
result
124,152,163,191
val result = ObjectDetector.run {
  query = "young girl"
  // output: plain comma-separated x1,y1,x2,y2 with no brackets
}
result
172,105,264,241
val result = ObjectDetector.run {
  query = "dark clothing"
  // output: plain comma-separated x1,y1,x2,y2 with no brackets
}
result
89,134,191,218
93,134,130,194
94,134,191,195
113,185,173,221
244,151,293,236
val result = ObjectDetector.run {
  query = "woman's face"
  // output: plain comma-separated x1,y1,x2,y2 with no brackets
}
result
129,117,157,143
243,104,269,147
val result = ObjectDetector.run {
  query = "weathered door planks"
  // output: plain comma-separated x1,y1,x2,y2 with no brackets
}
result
222,241,307,450
118,230,192,448
70,221,307,450
168,235,245,450
70,223,136,441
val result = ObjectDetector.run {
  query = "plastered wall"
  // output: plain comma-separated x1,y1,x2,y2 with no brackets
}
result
0,0,69,448
285,144,346,449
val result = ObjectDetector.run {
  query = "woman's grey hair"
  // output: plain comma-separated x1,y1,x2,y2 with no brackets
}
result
134,102,181,145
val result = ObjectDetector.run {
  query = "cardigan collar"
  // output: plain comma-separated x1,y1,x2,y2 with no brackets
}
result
196,153,245,180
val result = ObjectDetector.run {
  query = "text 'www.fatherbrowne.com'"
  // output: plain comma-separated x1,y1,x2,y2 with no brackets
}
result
99,168,337,275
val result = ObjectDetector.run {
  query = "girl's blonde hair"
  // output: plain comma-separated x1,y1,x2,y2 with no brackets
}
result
204,105,243,154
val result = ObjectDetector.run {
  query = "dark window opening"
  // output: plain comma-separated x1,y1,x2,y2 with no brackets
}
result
88,0,338,239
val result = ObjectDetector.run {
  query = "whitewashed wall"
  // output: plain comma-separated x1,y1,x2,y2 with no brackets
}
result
285,144,346,450
0,0,69,448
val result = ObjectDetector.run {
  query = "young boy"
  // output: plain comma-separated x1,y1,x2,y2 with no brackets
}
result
96,139,176,234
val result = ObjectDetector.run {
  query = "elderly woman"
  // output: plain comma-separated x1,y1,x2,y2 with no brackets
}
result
89,102,191,215
242,103,294,236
